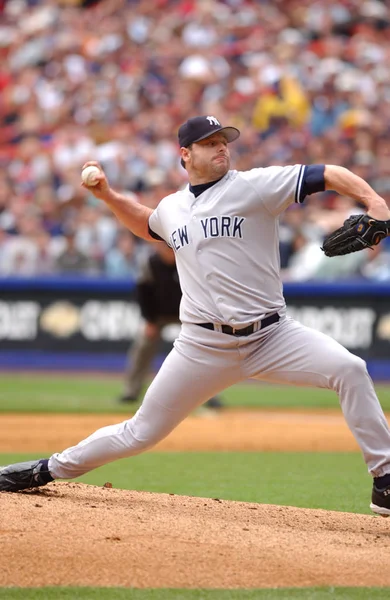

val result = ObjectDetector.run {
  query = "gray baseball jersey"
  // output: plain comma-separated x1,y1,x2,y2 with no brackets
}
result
149,166,304,325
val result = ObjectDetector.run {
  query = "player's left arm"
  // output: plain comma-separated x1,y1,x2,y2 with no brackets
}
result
324,165,390,221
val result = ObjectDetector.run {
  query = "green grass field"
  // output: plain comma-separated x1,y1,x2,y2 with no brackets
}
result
1,373,389,598
1,373,390,413
0,451,371,513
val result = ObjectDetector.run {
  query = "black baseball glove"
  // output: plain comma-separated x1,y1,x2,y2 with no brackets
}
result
321,214,390,257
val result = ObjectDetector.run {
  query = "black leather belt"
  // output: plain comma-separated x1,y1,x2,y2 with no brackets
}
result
198,313,280,337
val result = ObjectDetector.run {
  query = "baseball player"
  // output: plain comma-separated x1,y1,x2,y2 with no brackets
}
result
119,241,223,409
2,115,390,517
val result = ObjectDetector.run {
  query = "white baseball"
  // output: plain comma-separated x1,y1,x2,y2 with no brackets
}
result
81,165,101,186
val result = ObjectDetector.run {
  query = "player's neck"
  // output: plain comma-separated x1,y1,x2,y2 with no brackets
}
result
188,172,227,186
189,176,225,197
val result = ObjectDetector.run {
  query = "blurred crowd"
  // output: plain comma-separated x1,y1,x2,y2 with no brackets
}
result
1,0,390,281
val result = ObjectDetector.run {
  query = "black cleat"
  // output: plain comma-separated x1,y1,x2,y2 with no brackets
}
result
370,483,390,517
0,459,53,492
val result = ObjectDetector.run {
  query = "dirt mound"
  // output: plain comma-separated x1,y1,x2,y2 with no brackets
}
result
2,482,390,589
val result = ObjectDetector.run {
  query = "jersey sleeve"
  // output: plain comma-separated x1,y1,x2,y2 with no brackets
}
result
243,164,325,216
299,164,325,200
148,224,164,241
148,204,168,243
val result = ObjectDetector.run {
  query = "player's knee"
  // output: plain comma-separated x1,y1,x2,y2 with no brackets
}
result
346,354,367,377
123,416,161,454
332,353,368,388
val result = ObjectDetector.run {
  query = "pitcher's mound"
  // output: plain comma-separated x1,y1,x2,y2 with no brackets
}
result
1,482,390,588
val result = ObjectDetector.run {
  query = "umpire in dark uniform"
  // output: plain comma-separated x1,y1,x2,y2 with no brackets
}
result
119,242,223,409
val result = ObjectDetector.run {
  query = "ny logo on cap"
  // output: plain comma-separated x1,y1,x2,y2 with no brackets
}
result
207,116,221,126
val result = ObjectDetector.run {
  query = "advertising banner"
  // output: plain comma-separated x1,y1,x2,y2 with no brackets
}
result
0,278,389,376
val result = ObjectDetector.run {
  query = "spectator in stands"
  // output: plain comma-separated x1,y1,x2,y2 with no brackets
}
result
55,228,95,275
360,243,390,281
104,229,140,278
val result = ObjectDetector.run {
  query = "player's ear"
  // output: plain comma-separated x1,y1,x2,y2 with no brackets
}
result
180,146,191,169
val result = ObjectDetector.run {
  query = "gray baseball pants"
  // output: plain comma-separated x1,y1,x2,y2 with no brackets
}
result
49,317,390,479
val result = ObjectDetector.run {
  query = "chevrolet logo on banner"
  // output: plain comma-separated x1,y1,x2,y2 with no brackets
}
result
40,302,81,338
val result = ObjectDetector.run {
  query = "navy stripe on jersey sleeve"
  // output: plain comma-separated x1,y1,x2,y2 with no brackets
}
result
295,165,325,203
148,224,164,241
295,164,325,203
294,165,305,203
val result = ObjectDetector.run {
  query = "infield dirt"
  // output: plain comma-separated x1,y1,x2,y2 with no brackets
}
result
1,409,390,588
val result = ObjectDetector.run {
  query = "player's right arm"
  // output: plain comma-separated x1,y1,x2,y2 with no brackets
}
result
81,161,155,241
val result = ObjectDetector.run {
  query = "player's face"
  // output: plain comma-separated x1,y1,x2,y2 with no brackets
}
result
184,133,231,182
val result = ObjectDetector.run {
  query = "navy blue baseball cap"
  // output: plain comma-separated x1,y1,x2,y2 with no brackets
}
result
178,115,240,148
